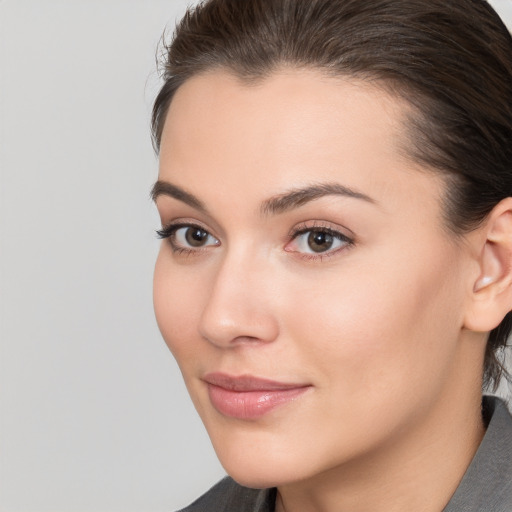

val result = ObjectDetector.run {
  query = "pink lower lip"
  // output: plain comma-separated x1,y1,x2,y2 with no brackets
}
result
207,384,310,420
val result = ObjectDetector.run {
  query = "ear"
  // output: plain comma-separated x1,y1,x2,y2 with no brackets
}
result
464,197,512,332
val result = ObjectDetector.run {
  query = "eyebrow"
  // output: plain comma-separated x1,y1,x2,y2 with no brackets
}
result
261,182,376,215
151,180,376,216
151,180,207,213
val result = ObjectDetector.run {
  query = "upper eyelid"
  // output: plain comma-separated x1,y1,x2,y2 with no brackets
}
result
289,228,354,250
157,220,355,247
157,224,220,252
156,222,212,242
292,226,350,239
288,221,355,240
158,219,215,234
157,213,225,239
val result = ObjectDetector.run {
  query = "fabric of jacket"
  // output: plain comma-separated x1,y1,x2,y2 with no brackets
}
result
177,396,512,512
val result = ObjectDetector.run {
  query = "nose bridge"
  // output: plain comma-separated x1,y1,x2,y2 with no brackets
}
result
198,245,279,347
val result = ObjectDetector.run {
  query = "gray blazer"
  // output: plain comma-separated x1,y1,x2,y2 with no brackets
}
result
178,396,512,512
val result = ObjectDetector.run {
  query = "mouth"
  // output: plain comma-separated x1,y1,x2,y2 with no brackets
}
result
202,372,311,420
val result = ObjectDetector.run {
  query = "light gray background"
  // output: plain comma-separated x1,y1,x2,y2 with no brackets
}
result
0,1,511,511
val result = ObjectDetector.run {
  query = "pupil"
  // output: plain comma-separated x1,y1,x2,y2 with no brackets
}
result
186,228,208,247
308,231,333,252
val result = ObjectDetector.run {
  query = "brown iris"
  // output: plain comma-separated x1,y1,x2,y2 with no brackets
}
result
308,231,334,253
185,227,209,247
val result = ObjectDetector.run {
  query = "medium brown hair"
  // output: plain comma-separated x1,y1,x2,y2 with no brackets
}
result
152,0,512,390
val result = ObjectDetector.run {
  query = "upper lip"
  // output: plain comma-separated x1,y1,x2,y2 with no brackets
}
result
203,372,310,391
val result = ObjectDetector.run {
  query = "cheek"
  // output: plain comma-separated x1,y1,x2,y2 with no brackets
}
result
282,242,465,399
153,249,205,363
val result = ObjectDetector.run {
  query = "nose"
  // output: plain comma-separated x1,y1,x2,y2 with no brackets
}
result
198,251,280,348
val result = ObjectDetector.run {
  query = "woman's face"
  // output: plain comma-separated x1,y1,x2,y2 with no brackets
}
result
153,70,478,487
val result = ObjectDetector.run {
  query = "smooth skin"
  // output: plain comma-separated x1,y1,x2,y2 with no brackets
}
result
153,69,512,512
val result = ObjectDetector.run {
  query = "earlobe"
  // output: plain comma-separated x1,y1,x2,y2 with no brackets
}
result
464,198,512,332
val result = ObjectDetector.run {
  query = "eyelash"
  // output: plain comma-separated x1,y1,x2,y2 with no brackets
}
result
286,223,354,261
156,221,354,260
156,222,218,255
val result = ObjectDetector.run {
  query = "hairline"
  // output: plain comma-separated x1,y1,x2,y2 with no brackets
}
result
156,63,471,240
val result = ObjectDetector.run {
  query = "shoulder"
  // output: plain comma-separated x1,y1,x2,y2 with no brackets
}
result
176,476,275,512
444,396,512,512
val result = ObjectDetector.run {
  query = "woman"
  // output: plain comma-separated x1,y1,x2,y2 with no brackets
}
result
150,0,512,510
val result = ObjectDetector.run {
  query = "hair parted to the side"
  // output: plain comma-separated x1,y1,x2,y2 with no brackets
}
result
152,0,512,391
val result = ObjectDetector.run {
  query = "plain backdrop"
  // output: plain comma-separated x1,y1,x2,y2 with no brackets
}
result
0,1,511,511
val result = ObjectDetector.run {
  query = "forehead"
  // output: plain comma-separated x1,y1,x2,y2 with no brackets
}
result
161,68,408,165
158,69,443,217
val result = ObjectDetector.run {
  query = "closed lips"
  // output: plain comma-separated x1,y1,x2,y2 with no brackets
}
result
203,373,312,420
202,373,310,391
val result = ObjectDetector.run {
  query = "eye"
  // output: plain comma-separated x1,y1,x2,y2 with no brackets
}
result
156,223,219,252
174,226,217,248
286,226,353,256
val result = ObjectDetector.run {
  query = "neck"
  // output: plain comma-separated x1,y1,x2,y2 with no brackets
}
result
276,376,485,512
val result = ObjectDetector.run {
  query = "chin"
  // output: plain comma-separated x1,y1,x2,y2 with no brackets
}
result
221,461,301,490
211,434,321,490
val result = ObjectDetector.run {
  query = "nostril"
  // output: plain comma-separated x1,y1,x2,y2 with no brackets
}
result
230,335,267,345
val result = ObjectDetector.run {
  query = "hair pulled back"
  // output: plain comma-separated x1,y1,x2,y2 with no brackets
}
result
152,0,512,390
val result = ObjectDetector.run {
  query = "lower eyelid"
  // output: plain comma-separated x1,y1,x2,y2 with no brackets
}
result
291,228,352,243
285,228,354,257
168,226,220,253
295,250,343,262
159,221,352,260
